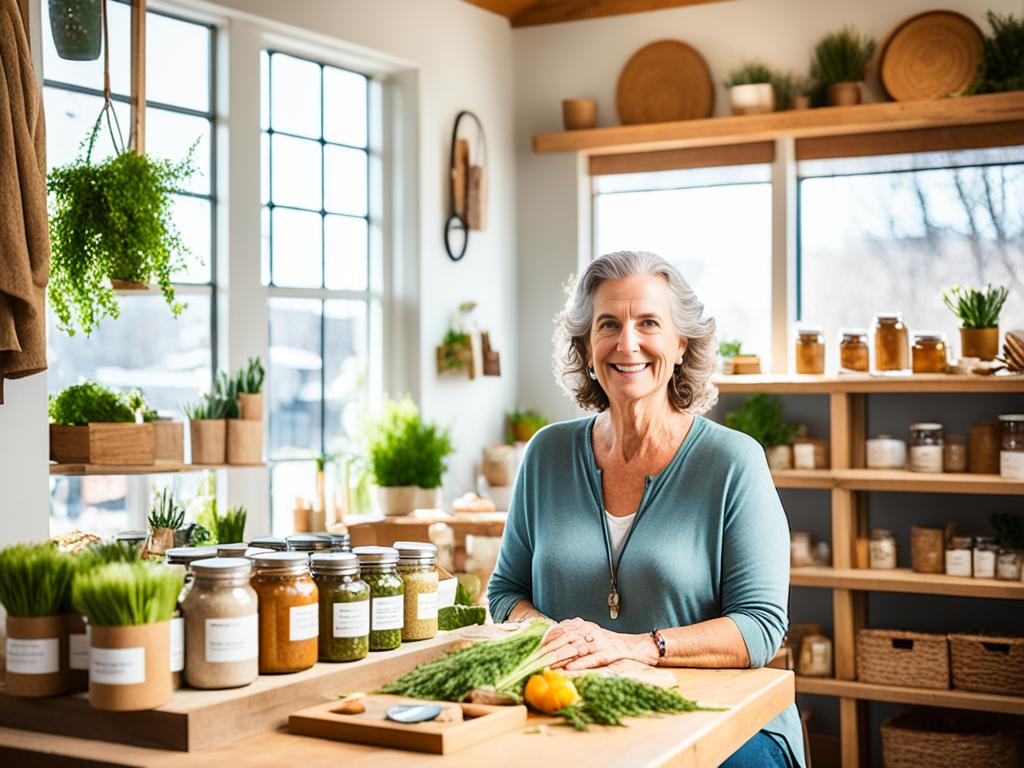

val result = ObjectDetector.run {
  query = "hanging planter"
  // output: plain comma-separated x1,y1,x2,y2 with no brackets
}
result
48,0,102,61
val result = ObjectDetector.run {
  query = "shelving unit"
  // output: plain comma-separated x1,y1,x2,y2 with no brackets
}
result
50,462,264,476
771,468,1024,495
795,678,1024,717
791,567,1024,600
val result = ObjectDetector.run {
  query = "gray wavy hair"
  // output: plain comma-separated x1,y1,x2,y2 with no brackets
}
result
553,251,718,414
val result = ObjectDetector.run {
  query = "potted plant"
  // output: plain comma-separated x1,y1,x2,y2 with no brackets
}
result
216,370,260,465
143,488,185,558
718,339,743,375
47,118,197,336
48,0,101,61
72,562,183,711
364,397,454,516
724,61,776,115
506,408,549,443
773,73,814,110
810,26,876,106
0,543,76,697
184,393,233,465
49,382,156,465
725,394,800,470
197,501,247,545
969,12,1024,94
235,356,265,420
436,329,474,376
943,284,1009,361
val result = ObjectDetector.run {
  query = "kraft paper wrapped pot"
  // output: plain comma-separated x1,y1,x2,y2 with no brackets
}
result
89,620,172,711
5,614,70,697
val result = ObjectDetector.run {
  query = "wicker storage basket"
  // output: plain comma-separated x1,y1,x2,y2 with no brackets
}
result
857,629,949,689
882,706,1022,768
949,632,1024,695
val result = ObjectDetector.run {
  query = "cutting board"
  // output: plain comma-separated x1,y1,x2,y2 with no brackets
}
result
288,695,528,754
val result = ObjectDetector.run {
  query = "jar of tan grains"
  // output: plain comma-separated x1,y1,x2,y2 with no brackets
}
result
999,414,1024,480
353,546,404,651
310,553,369,662
182,557,259,689
838,329,869,373
871,312,910,375
794,326,825,375
165,546,217,687
911,332,948,374
250,552,319,673
394,541,439,641
909,423,944,473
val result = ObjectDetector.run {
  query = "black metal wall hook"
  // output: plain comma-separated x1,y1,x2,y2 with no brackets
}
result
444,110,487,262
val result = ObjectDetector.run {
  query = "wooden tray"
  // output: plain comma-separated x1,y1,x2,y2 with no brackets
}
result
289,695,527,754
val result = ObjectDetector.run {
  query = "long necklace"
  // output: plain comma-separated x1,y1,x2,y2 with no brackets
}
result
600,479,649,620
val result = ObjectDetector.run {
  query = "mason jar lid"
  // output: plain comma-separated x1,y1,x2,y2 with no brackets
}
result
795,325,823,336
913,331,946,342
910,423,943,432
244,547,274,558
998,414,1024,422
310,552,360,576
251,551,310,573
287,534,334,552
353,545,399,565
217,542,249,557
329,533,352,551
165,546,218,566
393,541,438,563
249,536,289,551
192,557,253,580
115,530,147,544
873,312,903,321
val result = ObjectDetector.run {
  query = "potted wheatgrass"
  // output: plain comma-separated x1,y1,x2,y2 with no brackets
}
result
0,543,76,697
72,562,183,711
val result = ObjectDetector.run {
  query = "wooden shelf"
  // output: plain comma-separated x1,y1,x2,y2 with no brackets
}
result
771,470,834,489
795,677,1024,715
714,373,1024,395
791,567,1024,600
772,469,1024,495
533,92,1024,155
49,462,265,476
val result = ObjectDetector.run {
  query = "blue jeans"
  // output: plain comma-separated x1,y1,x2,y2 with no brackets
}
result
720,731,792,768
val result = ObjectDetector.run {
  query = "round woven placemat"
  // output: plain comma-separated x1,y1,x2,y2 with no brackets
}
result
616,39,713,125
881,10,983,101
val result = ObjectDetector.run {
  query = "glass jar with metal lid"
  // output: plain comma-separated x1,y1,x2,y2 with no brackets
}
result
973,536,998,579
250,552,319,673
871,312,910,375
998,414,1024,480
216,542,249,558
353,546,404,651
164,546,217,688
868,530,896,569
838,329,869,373
945,535,973,577
287,534,334,555
249,536,289,552
115,530,147,550
909,423,944,473
394,541,439,641
182,558,259,689
329,533,352,552
794,326,825,375
310,553,369,662
911,332,948,374
165,546,218,597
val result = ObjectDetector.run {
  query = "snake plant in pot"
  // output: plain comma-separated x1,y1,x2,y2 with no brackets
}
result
943,284,1010,361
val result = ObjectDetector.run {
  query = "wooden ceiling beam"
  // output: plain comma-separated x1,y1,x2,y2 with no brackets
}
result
464,0,733,27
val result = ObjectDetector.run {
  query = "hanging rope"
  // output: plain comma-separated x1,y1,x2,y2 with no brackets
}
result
86,0,125,162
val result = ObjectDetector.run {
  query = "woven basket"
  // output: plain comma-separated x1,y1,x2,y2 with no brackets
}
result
857,629,949,689
949,633,1024,695
882,706,1022,768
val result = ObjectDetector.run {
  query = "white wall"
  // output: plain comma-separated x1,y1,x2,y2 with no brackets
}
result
513,0,1022,419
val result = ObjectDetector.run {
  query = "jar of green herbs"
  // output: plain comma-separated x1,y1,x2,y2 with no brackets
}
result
353,546,403,651
394,541,439,641
310,553,369,662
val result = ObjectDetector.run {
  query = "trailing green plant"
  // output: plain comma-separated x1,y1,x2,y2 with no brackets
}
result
183,393,234,420
970,12,1024,94
724,394,799,448
724,60,774,87
148,488,185,531
506,408,549,443
0,543,75,616
214,370,241,418
48,381,136,426
363,397,454,488
810,26,876,85
991,513,1024,550
942,284,1009,329
236,356,265,395
71,562,183,627
718,339,743,358
47,117,198,336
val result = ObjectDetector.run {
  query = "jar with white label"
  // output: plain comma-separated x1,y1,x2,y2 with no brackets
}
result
945,536,973,577
182,557,259,688
909,423,944,473
866,436,907,469
869,529,897,569
353,546,404,651
310,553,369,662
998,414,1024,479
972,536,998,579
165,546,217,688
395,541,439,641
996,549,1022,581
251,552,319,673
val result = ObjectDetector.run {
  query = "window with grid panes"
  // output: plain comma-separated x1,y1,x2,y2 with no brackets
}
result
260,51,372,535
44,3,217,537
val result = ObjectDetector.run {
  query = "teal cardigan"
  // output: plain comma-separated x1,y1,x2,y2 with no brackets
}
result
487,415,804,767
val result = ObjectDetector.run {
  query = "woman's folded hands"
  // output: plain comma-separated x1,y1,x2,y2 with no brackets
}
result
538,616,659,670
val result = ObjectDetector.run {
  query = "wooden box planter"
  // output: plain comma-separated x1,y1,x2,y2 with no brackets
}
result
949,633,1024,696
152,420,184,463
49,423,155,465
857,629,950,690
226,419,262,465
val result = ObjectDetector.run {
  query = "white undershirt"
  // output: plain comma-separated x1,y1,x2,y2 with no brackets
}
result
605,510,637,562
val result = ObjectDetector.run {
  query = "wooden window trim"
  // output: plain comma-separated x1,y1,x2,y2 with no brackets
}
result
589,141,774,176
795,122,1024,161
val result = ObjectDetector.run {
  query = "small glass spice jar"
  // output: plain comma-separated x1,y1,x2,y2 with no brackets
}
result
972,536,998,579
871,312,910,375
287,534,334,555
329,533,352,553
838,329,869,373
998,414,1024,479
945,535,973,577
794,326,826,375
250,552,319,673
394,541,439,641
353,546,404,651
943,435,968,473
909,423,944,473
869,529,897,569
310,553,369,663
911,332,948,374
996,549,1023,581
216,543,249,558
249,536,289,552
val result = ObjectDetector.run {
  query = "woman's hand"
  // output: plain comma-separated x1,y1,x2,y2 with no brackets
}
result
538,617,658,671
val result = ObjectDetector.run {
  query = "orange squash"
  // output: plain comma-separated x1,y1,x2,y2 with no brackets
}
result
523,669,580,714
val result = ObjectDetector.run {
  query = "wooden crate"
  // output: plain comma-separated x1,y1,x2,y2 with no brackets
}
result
152,420,184,463
50,423,155,465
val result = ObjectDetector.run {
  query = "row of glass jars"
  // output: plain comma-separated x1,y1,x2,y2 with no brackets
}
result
793,314,950,376
867,417,1024,477
869,529,1022,580
164,540,439,690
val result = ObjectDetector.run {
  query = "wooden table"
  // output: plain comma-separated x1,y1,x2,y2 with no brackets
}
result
0,664,793,767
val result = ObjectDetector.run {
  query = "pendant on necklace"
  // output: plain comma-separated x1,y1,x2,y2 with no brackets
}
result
608,590,620,620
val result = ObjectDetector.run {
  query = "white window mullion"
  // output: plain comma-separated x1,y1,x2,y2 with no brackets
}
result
771,136,798,374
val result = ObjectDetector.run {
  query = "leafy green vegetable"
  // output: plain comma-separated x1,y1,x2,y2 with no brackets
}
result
72,562,183,627
723,60,774,87
724,394,798,449
942,284,1009,329
148,488,185,531
236,356,265,395
455,581,474,606
363,397,454,488
438,604,486,630
0,543,75,616
810,26,875,85
556,674,721,731
971,12,1024,94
